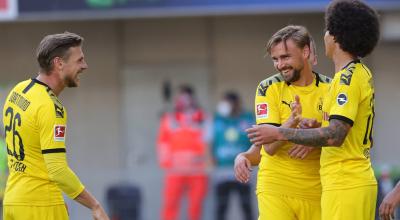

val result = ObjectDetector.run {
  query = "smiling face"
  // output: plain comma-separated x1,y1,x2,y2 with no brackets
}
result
59,46,88,87
270,39,308,83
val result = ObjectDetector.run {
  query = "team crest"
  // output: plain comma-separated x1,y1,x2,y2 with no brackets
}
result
337,93,348,106
256,103,268,119
54,125,66,142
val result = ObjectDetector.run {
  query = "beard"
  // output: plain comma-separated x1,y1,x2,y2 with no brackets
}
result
286,68,301,83
64,74,78,87
280,66,302,83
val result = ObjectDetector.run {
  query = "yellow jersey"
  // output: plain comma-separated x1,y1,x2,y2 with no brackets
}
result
255,72,331,200
321,60,377,190
3,78,67,206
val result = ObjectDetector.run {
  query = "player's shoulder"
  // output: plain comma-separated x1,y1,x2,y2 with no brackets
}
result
24,79,65,114
257,73,284,96
338,60,370,86
10,79,33,92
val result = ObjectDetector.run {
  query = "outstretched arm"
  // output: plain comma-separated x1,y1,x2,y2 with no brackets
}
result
75,189,110,220
247,118,351,147
44,153,110,220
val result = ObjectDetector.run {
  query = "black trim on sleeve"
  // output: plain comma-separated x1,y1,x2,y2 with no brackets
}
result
258,123,281,127
329,115,354,127
42,148,66,154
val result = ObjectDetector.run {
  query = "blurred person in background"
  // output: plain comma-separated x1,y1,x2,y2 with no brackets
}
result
210,91,254,220
2,32,109,220
235,25,331,220
157,85,210,220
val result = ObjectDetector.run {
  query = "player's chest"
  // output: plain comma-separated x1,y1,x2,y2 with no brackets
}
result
278,90,324,122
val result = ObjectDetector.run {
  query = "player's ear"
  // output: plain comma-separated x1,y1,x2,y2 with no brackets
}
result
303,45,311,59
52,57,64,71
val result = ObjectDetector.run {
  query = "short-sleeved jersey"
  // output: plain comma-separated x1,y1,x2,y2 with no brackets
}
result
255,72,331,200
2,78,67,206
320,60,377,191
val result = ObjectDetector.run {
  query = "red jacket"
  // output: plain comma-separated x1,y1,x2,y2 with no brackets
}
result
157,110,208,173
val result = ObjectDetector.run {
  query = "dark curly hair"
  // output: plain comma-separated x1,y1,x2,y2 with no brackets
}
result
325,0,380,58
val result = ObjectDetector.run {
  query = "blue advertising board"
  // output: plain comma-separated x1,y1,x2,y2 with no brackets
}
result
18,0,400,20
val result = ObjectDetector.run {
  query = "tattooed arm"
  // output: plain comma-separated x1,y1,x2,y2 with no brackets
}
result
247,119,351,147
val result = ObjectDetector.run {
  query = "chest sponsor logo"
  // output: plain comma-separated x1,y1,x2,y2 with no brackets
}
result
256,103,268,119
337,93,348,106
54,125,66,142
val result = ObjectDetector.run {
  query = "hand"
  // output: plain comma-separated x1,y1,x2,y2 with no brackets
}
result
288,95,302,127
247,124,281,146
234,154,252,183
288,145,314,159
379,187,400,220
299,118,321,129
92,204,110,220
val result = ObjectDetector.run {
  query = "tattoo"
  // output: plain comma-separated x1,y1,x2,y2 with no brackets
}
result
278,119,350,147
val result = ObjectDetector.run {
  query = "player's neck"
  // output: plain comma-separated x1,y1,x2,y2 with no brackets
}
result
292,65,314,87
36,72,65,96
332,49,357,73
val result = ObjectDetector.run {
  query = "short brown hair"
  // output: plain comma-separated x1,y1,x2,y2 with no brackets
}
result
36,32,84,73
266,25,311,55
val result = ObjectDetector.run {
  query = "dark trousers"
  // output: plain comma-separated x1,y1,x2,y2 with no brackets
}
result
215,180,253,220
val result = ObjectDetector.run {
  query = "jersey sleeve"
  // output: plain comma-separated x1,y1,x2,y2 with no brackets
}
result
254,82,280,126
44,153,85,199
328,73,361,126
37,100,67,153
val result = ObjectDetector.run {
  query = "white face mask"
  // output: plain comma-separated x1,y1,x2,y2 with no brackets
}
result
217,101,232,117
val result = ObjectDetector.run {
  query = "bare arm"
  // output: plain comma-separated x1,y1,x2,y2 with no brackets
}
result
239,144,261,166
279,119,350,147
75,189,110,220
247,119,351,147
234,145,261,183
379,181,400,220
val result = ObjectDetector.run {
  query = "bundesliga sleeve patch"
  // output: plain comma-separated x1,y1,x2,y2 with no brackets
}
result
256,103,268,119
54,125,66,142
